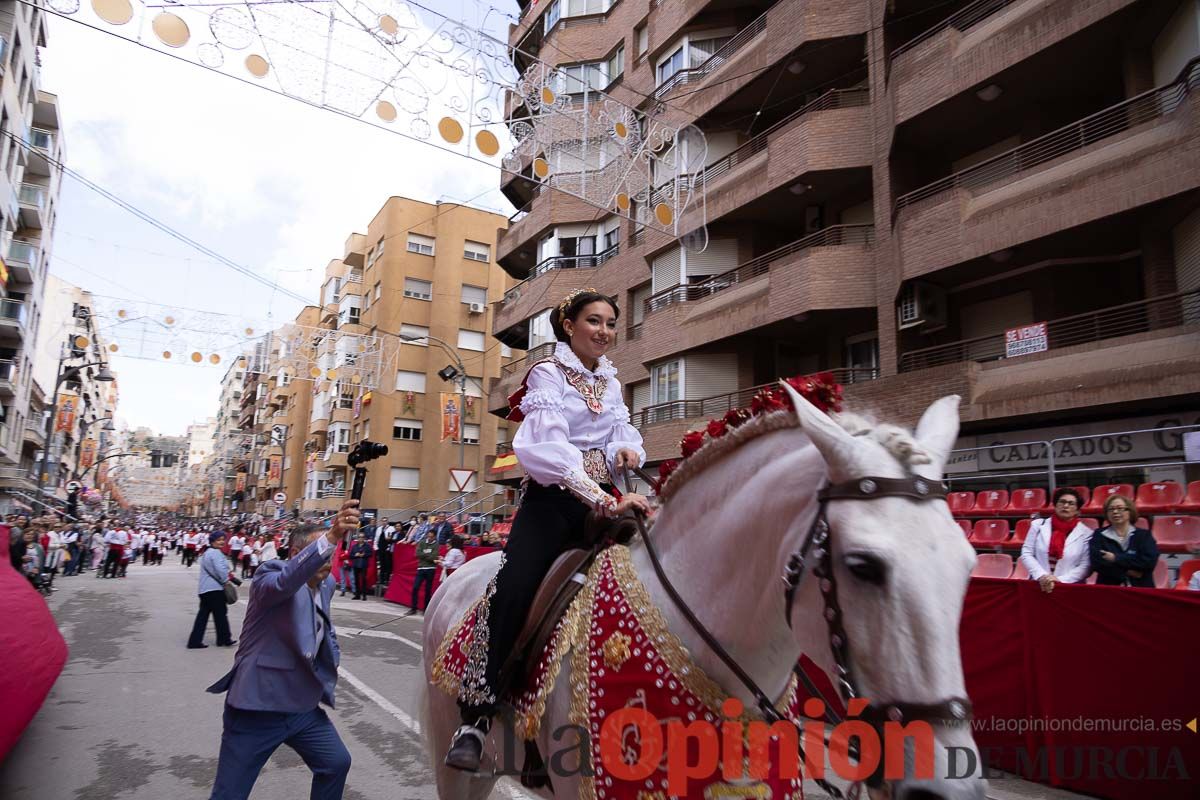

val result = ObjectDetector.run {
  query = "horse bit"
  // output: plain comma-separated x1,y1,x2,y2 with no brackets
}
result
624,468,973,799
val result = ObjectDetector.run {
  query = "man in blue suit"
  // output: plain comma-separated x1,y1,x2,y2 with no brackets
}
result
206,500,360,800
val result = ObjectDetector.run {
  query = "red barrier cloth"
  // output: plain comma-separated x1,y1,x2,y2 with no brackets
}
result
330,545,377,592
0,537,68,762
961,578,1200,799
382,544,500,607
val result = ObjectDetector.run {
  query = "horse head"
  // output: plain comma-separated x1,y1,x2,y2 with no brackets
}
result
785,384,985,800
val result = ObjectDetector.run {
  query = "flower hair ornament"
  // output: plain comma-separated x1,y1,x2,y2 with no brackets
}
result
556,287,599,317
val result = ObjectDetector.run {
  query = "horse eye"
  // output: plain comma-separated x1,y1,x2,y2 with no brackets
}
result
843,553,887,586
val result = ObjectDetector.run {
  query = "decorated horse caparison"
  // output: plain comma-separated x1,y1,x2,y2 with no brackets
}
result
421,385,987,800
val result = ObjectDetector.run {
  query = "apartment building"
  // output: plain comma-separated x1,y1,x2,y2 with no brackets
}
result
26,275,117,499
203,357,247,514
492,0,1200,487
234,332,274,514
0,1,64,505
121,428,187,509
286,197,513,521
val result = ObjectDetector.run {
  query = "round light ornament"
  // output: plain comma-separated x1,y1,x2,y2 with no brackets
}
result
74,336,89,349
654,203,674,226
245,54,270,79
191,352,203,363
92,0,133,25
532,157,550,179
475,129,500,156
437,117,464,144
376,101,397,122
151,12,190,47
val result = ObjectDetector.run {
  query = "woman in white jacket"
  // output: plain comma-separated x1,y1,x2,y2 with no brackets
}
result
1020,487,1094,592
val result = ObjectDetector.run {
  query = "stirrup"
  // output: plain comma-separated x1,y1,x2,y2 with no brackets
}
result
445,723,487,772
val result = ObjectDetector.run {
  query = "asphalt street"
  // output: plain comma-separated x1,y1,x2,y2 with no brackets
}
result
1,558,1089,800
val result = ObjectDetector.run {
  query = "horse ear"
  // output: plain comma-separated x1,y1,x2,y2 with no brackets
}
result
914,395,961,479
780,381,863,473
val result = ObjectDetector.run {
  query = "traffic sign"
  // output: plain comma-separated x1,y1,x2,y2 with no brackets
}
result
449,468,477,492
274,492,287,504
66,481,82,494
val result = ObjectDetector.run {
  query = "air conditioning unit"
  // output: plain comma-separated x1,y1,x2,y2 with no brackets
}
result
897,281,947,331
468,302,486,314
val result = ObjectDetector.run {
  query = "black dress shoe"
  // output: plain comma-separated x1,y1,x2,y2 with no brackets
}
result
445,724,486,772
187,643,208,649
218,640,238,647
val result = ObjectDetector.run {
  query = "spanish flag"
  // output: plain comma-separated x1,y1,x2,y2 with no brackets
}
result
492,453,519,471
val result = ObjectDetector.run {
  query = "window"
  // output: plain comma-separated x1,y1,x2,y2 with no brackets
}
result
651,360,681,404
463,378,483,398
458,329,485,351
461,285,488,306
407,233,435,256
390,467,420,490
374,282,382,301
557,62,606,96
657,47,684,85
346,306,360,325
464,241,490,262
395,370,427,392
604,217,620,251
404,278,432,300
457,423,481,445
636,24,648,57
393,418,423,441
449,472,479,492
544,0,561,31
501,343,513,358
334,427,350,453
607,44,625,84
401,324,429,343
363,419,370,440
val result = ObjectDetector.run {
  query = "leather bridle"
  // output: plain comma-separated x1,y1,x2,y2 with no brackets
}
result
622,467,973,798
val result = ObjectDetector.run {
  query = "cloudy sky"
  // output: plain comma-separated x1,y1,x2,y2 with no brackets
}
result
41,0,516,436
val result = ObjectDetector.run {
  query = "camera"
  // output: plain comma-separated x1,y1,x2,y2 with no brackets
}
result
348,440,389,468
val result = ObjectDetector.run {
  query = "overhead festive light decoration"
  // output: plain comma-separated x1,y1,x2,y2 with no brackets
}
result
56,0,710,249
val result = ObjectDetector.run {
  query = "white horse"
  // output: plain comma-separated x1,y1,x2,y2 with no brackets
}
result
421,389,987,800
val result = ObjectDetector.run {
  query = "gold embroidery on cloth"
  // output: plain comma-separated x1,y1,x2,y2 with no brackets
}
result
602,631,633,671
581,448,609,483
457,554,506,708
553,357,608,415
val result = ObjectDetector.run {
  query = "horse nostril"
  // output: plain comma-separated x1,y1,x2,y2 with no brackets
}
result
843,552,887,585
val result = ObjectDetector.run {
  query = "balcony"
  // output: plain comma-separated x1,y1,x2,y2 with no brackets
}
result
0,465,36,491
893,57,1200,279
0,299,26,334
0,360,15,394
490,341,556,416
5,240,37,282
497,187,597,271
888,0,1138,125
494,244,619,332
23,421,45,448
654,13,768,102
24,130,55,177
899,289,1200,373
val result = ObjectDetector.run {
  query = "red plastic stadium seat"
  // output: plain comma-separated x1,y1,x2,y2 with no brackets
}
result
1078,518,1101,530
1004,519,1036,551
971,553,1014,579
955,519,972,537
971,490,1010,516
1151,515,1200,554
1005,488,1047,514
1181,481,1200,512
971,519,1010,545
1136,482,1185,512
948,492,976,515
1153,560,1170,589
1081,484,1133,514
1176,560,1200,590
1012,560,1030,580
1066,486,1091,508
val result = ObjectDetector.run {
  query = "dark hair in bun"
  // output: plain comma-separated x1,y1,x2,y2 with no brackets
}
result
550,290,619,343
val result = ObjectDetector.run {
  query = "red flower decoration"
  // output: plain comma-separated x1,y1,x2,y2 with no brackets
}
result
750,387,788,416
723,408,752,428
706,419,729,439
658,459,679,484
680,431,706,459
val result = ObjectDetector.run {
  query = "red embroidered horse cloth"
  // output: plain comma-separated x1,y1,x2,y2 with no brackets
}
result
433,547,805,800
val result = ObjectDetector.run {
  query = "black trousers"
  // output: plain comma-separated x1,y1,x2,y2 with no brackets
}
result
103,548,122,578
184,548,197,567
189,590,233,646
459,482,592,723
378,550,393,585
353,565,369,598
411,568,435,610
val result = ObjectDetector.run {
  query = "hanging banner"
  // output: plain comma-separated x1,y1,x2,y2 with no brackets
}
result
353,389,363,419
235,472,247,492
214,482,224,500
55,395,79,433
268,455,283,483
441,392,461,442
79,438,97,469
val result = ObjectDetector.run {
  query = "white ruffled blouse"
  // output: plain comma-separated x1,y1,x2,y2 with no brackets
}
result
514,342,646,511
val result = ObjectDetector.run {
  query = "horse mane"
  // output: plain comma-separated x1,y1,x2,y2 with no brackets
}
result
659,408,931,501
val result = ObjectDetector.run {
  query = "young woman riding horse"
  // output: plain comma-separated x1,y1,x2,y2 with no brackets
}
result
445,288,652,770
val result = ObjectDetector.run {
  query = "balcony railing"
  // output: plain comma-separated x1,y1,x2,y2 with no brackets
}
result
893,56,1200,221
898,289,1200,372
18,183,44,210
320,487,346,499
501,341,556,377
644,225,875,315
654,11,768,100
631,369,881,428
7,240,37,269
0,299,26,325
627,322,643,341
891,0,1020,62
344,272,363,284
0,359,15,382
500,244,621,308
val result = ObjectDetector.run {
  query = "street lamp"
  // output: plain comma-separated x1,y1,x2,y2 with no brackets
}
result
36,357,115,497
398,333,476,520
71,415,116,483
